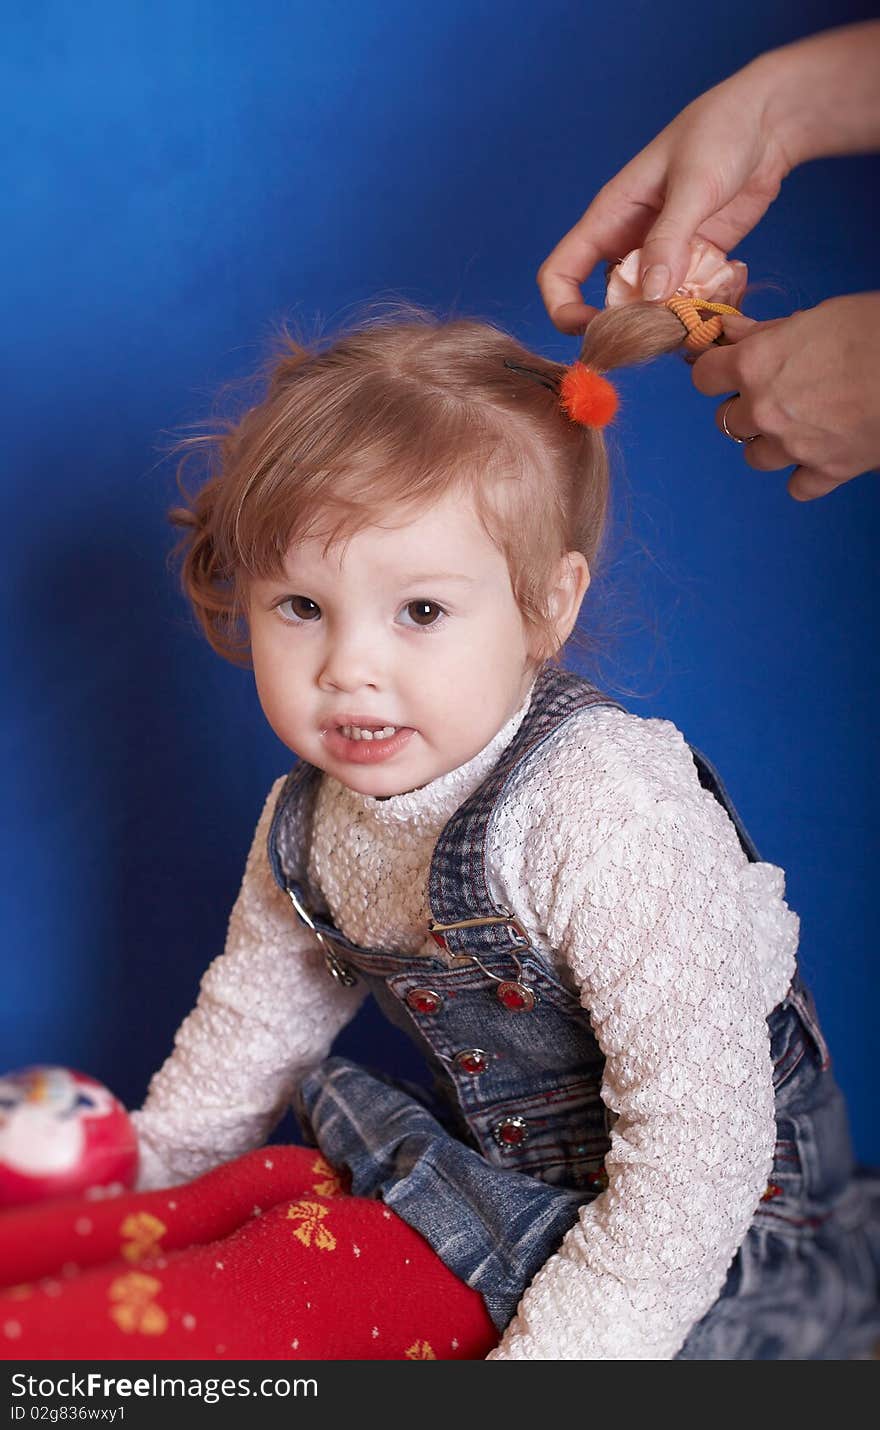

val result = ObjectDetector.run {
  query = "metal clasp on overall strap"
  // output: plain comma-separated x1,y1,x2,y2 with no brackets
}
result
285,886,358,988
427,908,531,951
426,907,536,1009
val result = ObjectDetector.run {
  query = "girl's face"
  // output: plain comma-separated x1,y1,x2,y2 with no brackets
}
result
248,489,580,798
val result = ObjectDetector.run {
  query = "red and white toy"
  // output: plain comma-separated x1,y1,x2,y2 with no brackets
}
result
0,1066,138,1208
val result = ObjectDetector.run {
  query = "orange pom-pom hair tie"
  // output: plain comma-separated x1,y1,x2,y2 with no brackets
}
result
558,363,618,428
503,358,619,430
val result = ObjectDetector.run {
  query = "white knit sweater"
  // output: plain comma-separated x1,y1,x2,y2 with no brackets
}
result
133,683,798,1360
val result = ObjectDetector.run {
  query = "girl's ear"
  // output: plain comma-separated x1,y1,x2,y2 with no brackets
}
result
547,550,590,648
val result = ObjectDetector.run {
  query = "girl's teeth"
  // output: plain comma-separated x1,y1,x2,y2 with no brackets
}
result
341,725,399,742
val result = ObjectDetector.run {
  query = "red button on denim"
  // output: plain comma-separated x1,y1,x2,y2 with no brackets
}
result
406,987,443,1015
496,981,535,1012
493,1115,528,1149
455,1049,489,1075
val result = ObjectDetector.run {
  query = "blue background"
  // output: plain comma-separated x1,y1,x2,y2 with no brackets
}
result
1,2,877,1159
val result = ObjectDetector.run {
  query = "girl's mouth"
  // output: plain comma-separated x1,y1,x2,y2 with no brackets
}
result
338,723,399,742
322,722,415,764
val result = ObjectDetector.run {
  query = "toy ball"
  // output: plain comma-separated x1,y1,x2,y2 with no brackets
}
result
0,1066,138,1208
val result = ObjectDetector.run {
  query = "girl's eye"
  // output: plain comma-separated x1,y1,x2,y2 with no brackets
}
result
277,595,321,623
400,600,445,629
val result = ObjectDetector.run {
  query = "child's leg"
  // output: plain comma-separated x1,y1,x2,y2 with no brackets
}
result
0,1146,329,1288
0,1147,498,1361
296,1056,591,1334
677,987,880,1361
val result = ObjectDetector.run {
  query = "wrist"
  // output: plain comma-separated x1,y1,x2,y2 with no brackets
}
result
756,22,880,168
749,46,820,173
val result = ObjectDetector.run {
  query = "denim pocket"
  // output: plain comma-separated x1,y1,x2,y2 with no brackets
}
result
769,978,830,1093
759,981,853,1230
769,996,810,1093
787,980,832,1071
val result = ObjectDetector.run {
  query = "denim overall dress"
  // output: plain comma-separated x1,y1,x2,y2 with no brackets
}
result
267,664,879,1359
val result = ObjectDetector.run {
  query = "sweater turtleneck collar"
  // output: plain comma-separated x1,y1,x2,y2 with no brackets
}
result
320,678,537,837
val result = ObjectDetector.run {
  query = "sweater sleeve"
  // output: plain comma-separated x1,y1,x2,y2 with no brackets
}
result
486,713,798,1360
132,778,368,1190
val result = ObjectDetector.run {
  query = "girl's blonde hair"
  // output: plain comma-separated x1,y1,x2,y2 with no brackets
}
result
169,303,689,666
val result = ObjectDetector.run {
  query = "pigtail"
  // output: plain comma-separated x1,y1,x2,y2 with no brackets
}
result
504,305,692,439
579,303,688,374
169,448,252,667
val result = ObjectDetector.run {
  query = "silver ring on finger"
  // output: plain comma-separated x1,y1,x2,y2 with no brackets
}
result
720,394,759,445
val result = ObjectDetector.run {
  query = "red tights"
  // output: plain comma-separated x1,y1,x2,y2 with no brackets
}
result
0,1147,498,1361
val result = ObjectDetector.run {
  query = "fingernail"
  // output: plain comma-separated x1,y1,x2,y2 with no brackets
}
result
641,265,670,301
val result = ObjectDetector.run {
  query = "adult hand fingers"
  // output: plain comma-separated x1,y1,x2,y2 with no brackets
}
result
538,149,671,331
719,312,789,343
787,466,848,501
693,315,790,395
714,393,760,442
718,312,759,343
537,220,605,334
638,167,726,300
540,293,602,337
716,399,867,494
691,343,742,397
717,418,847,492
701,295,879,501
715,390,795,470
742,435,792,471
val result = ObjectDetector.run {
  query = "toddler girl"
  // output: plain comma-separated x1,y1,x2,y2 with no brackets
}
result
133,300,879,1359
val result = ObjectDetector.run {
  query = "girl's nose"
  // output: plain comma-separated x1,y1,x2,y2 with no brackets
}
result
316,629,384,694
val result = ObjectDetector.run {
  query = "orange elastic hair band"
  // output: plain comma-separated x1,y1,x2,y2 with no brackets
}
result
664,295,741,354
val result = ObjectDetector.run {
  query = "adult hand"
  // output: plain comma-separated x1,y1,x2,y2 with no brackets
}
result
538,62,790,333
538,23,880,335
691,295,880,500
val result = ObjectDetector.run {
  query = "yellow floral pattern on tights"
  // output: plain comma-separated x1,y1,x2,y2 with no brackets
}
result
311,1156,344,1198
405,1340,436,1360
108,1272,167,1335
286,1200,337,1251
120,1211,167,1263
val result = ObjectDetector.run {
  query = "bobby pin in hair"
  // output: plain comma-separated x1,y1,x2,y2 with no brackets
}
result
503,358,560,394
